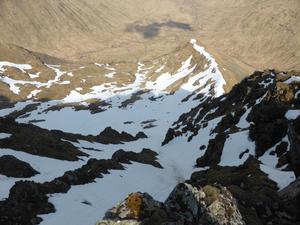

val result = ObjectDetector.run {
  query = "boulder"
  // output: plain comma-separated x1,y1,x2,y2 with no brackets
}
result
165,183,245,225
98,192,165,225
96,183,245,225
0,155,39,178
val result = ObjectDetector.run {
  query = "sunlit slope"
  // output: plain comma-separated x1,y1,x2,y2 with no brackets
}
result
0,0,298,73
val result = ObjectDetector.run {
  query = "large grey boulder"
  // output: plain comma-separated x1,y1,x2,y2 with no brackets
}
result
165,183,245,225
96,183,245,225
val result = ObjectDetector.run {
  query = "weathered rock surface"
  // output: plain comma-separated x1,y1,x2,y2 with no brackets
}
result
287,117,300,177
279,178,300,222
98,156,300,225
165,183,244,225
190,156,300,225
97,183,245,225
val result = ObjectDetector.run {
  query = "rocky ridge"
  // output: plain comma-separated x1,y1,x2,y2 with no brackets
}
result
163,70,300,177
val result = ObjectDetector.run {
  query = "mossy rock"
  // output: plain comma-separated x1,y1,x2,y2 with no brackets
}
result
202,185,220,205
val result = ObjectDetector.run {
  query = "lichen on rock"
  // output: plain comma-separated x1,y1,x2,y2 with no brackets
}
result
97,183,245,225
126,193,143,219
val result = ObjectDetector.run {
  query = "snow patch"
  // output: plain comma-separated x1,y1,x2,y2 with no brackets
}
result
284,76,300,84
260,164,295,190
0,61,32,73
220,130,255,166
285,110,300,120
0,133,11,139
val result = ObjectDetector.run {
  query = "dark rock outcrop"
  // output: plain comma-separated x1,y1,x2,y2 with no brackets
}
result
163,70,300,175
51,127,147,145
0,155,39,178
0,118,147,160
0,117,88,161
248,101,288,157
196,133,227,167
288,117,300,177
279,178,300,221
98,127,147,144
97,156,300,225
0,181,55,225
190,156,299,225
112,148,163,168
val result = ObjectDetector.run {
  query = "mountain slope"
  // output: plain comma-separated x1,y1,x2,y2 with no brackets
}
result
0,38,299,225
164,69,300,182
0,0,298,73
97,70,300,225
0,39,228,225
0,1,299,225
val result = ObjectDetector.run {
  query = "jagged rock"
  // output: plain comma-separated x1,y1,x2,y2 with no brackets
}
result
279,178,300,221
274,142,288,157
0,118,148,161
7,103,40,119
202,186,244,225
165,183,245,225
98,127,147,144
0,148,164,225
161,128,175,146
98,192,165,225
0,181,55,225
288,117,300,177
190,156,300,225
97,183,244,225
164,183,203,224
279,178,300,202
0,117,88,161
111,148,163,168
135,132,148,139
164,70,300,177
0,155,39,178
248,101,288,157
196,133,227,167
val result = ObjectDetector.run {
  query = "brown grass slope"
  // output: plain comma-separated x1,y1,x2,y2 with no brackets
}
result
0,0,299,83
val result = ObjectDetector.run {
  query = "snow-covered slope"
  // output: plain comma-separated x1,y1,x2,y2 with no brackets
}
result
163,70,300,189
0,39,299,225
0,39,227,225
